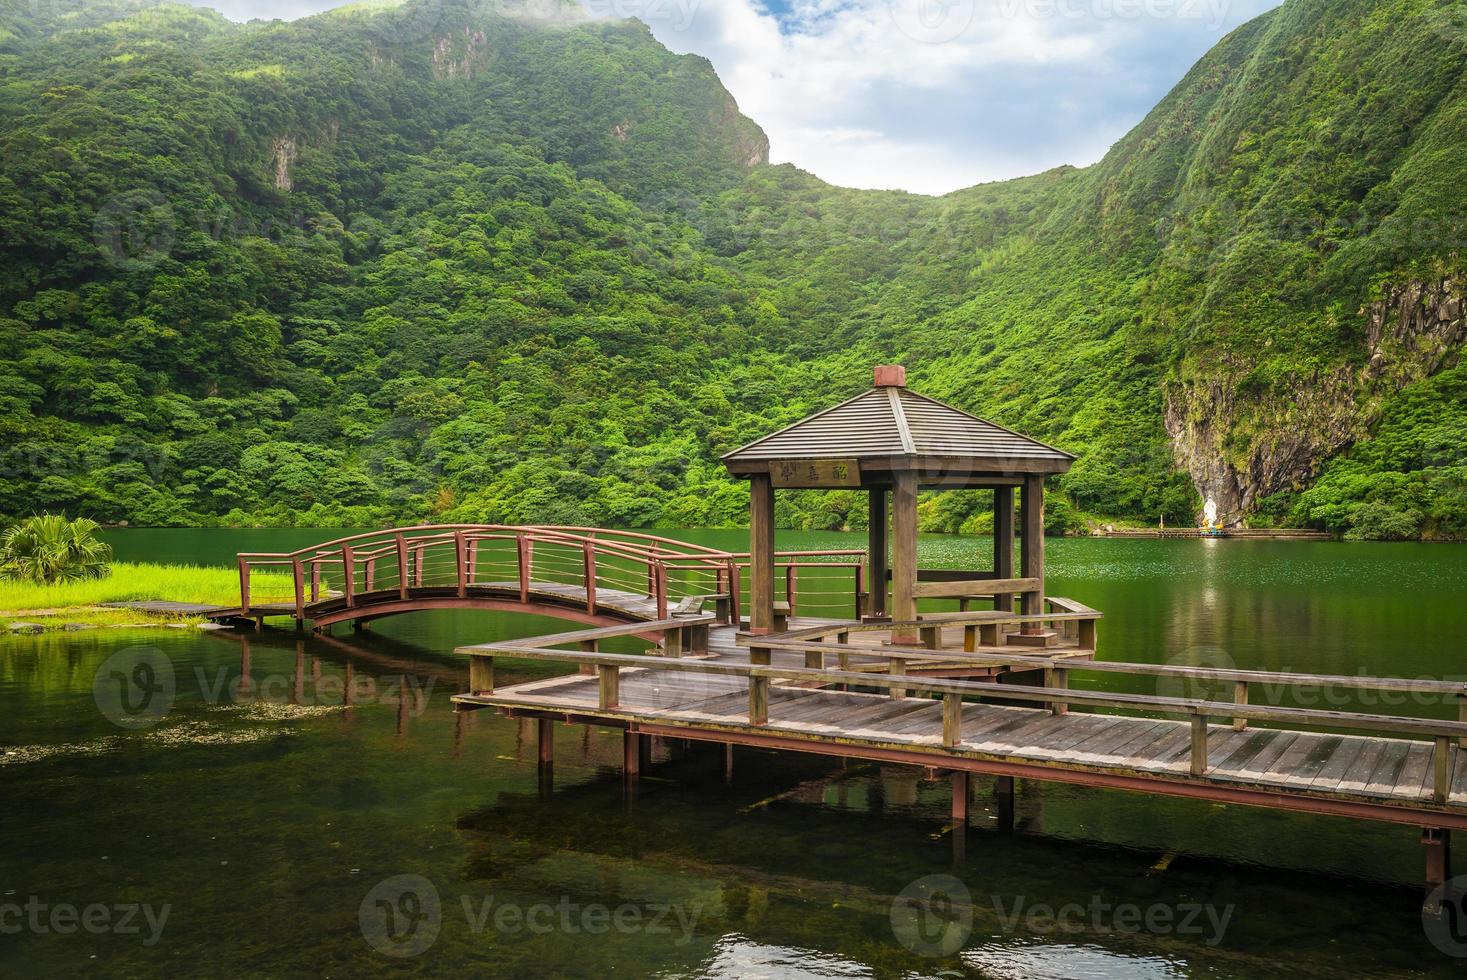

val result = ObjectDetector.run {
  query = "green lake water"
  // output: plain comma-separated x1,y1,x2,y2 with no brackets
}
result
3,528,1467,977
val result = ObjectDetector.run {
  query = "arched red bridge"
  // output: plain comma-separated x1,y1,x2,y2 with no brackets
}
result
226,525,865,635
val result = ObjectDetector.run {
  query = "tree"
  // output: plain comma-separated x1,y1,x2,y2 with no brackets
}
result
0,514,113,584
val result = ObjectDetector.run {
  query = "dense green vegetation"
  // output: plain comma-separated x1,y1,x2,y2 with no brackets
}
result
1,0,1464,537
0,514,112,583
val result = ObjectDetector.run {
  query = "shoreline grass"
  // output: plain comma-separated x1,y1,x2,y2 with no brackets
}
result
1,562,294,634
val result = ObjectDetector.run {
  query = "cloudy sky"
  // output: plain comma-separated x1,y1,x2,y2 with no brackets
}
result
198,0,1283,195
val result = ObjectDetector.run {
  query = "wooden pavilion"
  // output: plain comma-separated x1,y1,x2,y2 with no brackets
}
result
722,365,1074,638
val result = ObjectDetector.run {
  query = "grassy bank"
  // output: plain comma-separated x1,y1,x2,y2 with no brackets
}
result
0,562,293,633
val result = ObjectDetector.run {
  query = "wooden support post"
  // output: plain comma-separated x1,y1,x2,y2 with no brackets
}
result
784,564,797,615
1190,715,1208,776
943,694,962,747
1424,828,1452,894
583,542,597,612
749,675,769,725
598,665,619,709
920,626,941,650
517,536,531,603
623,730,641,780
750,473,776,634
1020,475,1045,629
291,558,304,619
467,539,479,588
238,559,251,617
979,622,1000,647
891,471,919,642
888,657,907,700
1434,736,1453,803
724,743,734,784
455,531,468,598
469,655,494,695
538,718,554,767
963,624,977,653
577,639,597,675
1047,668,1069,715
1458,695,1467,749
804,649,824,670
1233,682,1249,732
341,544,355,608
994,486,1015,613
1078,616,1097,652
689,623,709,654
995,775,1014,833
395,533,410,599
663,625,683,658
867,487,888,619
951,770,969,826
310,561,321,602
749,644,771,667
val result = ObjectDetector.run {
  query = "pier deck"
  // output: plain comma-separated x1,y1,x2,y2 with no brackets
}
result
454,611,1467,844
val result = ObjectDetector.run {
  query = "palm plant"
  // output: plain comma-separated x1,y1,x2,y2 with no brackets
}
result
0,515,113,584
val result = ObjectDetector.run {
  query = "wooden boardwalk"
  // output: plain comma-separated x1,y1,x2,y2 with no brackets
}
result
454,609,1467,863
478,655,1467,813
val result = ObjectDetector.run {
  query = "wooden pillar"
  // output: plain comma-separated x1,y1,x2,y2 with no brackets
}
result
1020,474,1045,628
995,775,1015,832
866,487,888,619
994,485,1015,612
951,771,969,826
1425,828,1452,895
891,471,919,642
623,730,641,781
749,473,776,634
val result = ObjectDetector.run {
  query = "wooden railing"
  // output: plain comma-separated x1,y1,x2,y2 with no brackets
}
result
459,609,1467,804
234,526,865,625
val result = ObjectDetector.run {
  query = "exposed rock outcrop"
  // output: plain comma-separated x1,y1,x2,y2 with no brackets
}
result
270,136,296,191
1164,275,1466,523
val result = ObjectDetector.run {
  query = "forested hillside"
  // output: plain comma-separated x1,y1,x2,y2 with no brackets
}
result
1,0,1464,537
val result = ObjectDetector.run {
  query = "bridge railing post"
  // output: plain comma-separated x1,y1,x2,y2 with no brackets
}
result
238,558,251,617
727,561,742,627
1190,713,1208,776
292,558,304,620
455,531,468,598
655,564,668,620
395,533,409,600
341,544,356,608
310,560,321,602
517,536,531,603
583,542,597,613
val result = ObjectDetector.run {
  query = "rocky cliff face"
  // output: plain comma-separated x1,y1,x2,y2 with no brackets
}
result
1164,275,1466,523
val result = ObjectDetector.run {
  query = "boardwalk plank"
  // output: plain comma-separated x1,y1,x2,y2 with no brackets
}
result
1361,741,1413,798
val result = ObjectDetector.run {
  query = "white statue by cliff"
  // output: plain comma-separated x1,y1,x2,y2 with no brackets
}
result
1202,498,1219,530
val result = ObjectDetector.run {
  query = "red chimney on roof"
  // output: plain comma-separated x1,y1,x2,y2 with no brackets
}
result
873,364,906,387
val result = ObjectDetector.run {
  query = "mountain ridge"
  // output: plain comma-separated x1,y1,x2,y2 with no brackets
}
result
1,0,1463,538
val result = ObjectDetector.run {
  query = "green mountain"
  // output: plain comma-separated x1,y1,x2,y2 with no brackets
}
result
1,0,1464,538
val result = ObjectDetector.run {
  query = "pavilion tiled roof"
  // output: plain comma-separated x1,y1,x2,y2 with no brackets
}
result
722,384,1074,470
